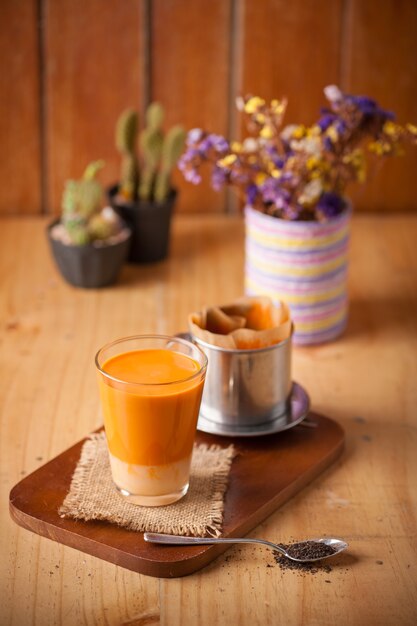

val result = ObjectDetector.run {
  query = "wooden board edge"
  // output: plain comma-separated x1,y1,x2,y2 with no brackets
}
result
8,422,345,578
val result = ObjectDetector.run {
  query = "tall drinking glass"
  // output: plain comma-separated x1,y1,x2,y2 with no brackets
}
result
95,335,207,506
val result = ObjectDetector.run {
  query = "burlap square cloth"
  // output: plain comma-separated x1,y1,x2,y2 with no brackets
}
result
59,432,236,537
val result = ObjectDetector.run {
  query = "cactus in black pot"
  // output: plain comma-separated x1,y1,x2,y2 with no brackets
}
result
109,103,186,263
47,161,131,288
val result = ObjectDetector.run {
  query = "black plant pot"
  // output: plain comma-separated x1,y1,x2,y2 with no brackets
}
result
47,221,131,288
107,184,177,264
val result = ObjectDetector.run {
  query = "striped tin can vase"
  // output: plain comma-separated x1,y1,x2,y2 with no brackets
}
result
244,205,350,345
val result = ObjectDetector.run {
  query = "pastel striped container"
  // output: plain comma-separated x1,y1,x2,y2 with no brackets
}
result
244,206,350,345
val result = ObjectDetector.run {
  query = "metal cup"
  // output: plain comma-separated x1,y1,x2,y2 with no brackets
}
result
191,328,292,428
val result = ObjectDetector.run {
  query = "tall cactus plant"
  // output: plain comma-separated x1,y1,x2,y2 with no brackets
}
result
115,103,186,204
154,126,187,202
116,109,139,200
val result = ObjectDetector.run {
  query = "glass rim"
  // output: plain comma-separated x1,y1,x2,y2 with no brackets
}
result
95,333,208,388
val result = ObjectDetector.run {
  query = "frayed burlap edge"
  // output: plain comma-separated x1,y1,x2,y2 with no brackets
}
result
59,433,105,521
59,433,236,537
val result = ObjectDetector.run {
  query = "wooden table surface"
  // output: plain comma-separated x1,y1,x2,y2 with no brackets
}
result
1,214,416,626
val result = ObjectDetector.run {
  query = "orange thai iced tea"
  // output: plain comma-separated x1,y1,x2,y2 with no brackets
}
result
95,335,207,506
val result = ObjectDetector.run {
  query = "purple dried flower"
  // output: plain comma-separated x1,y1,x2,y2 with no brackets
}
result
275,193,291,210
183,169,202,185
259,179,292,213
316,192,346,219
258,178,279,203
264,145,285,168
354,95,377,110
335,119,347,134
347,95,374,113
274,157,285,168
280,172,297,183
284,203,303,220
346,94,395,121
317,114,336,131
211,166,228,191
230,169,251,185
246,183,258,205
324,85,343,103
198,137,213,152
209,134,230,152
186,128,204,146
323,137,334,151
178,148,200,168
193,133,230,156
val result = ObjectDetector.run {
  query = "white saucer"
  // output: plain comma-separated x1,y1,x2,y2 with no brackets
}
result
197,382,310,437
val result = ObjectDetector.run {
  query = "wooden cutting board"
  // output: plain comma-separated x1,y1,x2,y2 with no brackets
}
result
9,413,344,578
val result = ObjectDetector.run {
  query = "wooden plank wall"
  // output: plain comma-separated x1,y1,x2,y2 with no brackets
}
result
45,0,144,218
1,0,416,215
0,0,42,215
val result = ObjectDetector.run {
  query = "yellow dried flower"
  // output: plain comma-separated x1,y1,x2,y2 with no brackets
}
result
244,97,265,114
343,149,366,183
255,172,267,185
231,141,242,152
270,99,285,114
309,125,322,136
306,156,321,170
326,126,339,143
218,154,237,167
307,155,330,179
383,120,399,137
368,140,392,156
310,170,322,180
260,126,274,139
286,156,297,169
406,123,417,136
292,125,306,139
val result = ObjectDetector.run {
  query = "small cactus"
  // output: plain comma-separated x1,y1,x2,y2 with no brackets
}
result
88,214,114,241
115,103,185,203
64,215,90,246
60,162,123,245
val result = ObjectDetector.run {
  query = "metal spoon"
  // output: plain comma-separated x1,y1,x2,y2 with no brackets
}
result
144,533,348,563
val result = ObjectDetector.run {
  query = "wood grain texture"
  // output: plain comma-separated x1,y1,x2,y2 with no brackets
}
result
1,214,417,624
342,0,417,212
0,0,41,214
151,0,232,213
237,0,343,125
45,0,144,215
1,0,417,216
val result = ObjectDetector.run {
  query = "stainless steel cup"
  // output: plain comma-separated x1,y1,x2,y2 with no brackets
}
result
191,329,292,428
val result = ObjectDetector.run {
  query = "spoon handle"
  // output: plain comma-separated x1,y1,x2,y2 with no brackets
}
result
144,532,284,554
145,532,249,545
